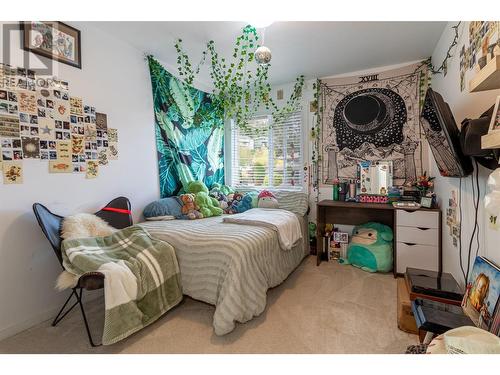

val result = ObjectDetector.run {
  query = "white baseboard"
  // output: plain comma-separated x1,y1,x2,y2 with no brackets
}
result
0,290,102,342
0,305,61,342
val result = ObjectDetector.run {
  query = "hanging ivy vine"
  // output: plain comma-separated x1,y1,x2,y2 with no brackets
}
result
173,25,305,132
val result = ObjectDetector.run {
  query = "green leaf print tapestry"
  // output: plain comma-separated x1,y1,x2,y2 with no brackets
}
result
147,56,224,197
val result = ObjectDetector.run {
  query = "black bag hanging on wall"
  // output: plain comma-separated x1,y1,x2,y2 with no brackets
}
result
460,106,500,170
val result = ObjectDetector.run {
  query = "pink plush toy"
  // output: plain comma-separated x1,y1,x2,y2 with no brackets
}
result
257,190,279,209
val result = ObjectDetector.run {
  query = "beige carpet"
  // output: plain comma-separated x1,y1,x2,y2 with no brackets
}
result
0,256,417,353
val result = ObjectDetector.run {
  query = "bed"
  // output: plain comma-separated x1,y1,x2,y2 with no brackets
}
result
140,213,308,335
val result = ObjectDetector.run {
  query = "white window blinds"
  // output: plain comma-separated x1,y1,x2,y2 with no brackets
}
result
231,112,303,190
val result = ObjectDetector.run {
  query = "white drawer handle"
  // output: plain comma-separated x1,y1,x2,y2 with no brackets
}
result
417,227,430,231
403,242,417,246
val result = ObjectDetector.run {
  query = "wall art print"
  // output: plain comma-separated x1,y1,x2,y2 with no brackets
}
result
319,63,428,186
148,56,224,198
21,21,82,69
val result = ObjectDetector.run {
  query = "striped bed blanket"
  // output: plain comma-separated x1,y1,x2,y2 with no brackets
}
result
141,214,308,335
61,226,183,345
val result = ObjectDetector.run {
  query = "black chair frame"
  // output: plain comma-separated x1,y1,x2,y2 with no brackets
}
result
33,197,132,347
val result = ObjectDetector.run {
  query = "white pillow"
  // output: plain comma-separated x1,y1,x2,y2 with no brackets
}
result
61,213,116,240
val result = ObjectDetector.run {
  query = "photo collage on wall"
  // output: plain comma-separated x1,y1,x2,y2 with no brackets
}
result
445,189,461,247
459,21,500,91
0,63,119,183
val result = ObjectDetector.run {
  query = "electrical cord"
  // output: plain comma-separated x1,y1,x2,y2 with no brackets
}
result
458,176,467,284
464,159,481,284
474,159,481,259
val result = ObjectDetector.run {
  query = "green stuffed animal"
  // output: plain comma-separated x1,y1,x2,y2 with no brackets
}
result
187,181,209,194
345,222,393,273
211,183,234,196
195,191,223,217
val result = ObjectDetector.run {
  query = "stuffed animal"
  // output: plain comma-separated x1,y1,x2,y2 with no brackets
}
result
345,222,393,273
195,191,223,217
257,190,279,209
246,191,260,208
209,184,230,210
179,193,203,220
209,190,228,209
230,195,253,214
210,183,234,197
187,180,209,194
226,192,243,213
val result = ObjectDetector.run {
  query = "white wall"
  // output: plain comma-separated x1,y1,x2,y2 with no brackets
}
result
430,22,500,286
0,22,159,339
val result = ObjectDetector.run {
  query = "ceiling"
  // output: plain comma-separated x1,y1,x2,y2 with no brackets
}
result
94,21,447,87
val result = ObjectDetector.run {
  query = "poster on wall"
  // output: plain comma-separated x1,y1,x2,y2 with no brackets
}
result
319,63,428,186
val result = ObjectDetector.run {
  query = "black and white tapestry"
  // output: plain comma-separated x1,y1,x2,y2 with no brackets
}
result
319,63,428,186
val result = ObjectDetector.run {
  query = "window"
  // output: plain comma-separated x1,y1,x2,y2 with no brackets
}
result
230,112,304,190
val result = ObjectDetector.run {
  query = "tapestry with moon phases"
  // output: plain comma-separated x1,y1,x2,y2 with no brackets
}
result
319,63,428,186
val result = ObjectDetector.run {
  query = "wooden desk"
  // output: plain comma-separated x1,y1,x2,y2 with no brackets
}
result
316,200,442,277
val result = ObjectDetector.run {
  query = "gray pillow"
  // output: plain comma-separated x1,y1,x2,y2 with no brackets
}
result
143,197,183,219
271,191,309,216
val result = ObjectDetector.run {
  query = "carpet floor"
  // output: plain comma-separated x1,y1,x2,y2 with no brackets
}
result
0,256,418,353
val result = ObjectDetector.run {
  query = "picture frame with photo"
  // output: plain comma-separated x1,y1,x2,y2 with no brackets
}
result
488,95,500,134
420,196,433,208
21,22,82,69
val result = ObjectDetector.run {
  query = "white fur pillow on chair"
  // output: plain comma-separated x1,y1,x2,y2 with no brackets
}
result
61,213,117,240
57,213,117,290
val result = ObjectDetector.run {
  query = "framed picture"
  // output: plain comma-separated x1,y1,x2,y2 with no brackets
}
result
21,21,82,69
488,95,500,133
420,196,433,208
462,256,500,333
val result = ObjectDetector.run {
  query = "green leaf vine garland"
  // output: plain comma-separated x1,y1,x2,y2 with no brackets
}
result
173,25,305,133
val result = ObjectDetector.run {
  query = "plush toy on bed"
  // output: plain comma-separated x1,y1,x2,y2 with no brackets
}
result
345,222,393,273
187,181,222,210
229,194,253,214
179,193,203,220
195,191,223,217
210,183,234,197
225,192,242,213
209,184,229,210
257,190,279,209
186,180,209,194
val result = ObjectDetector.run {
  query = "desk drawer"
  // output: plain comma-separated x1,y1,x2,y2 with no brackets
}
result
396,209,439,229
396,242,439,274
396,226,439,246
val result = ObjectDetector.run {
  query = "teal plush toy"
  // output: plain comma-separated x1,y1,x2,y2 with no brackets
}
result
231,195,253,213
345,222,393,273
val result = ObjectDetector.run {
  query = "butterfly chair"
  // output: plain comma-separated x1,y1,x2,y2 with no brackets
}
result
32,197,132,347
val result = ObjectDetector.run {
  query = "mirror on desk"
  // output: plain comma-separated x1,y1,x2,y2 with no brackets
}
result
358,160,393,195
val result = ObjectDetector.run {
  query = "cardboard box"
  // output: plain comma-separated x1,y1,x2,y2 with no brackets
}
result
397,277,418,334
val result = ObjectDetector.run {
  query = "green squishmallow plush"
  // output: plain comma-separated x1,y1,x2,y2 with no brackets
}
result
187,181,209,194
346,222,393,273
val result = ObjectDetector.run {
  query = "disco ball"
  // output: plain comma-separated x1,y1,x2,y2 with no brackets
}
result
255,45,272,65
